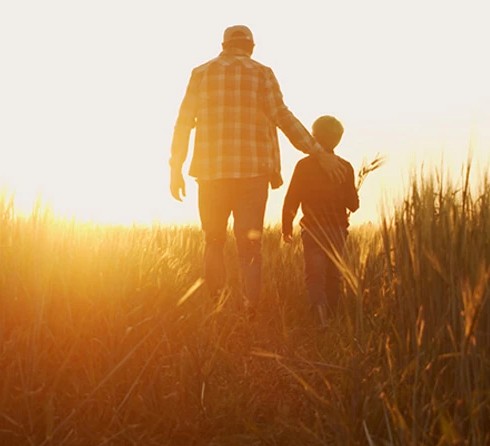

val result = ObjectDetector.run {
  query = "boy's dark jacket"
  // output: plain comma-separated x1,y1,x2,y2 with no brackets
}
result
282,154,359,237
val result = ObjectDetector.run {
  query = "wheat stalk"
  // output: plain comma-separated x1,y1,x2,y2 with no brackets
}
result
356,152,387,191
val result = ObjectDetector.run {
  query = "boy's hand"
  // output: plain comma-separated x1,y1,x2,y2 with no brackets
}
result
283,233,293,244
314,151,347,183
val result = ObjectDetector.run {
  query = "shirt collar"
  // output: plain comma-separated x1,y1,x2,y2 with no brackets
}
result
220,47,252,58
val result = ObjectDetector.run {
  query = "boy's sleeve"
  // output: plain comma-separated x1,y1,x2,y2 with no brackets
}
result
345,163,360,212
282,163,303,236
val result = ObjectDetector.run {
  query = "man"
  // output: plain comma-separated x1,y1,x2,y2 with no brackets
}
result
169,24,345,313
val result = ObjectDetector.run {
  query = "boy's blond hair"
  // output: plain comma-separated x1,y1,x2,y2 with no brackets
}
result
312,115,344,151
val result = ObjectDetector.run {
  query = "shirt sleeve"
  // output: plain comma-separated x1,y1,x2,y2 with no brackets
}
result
345,163,360,212
262,68,323,155
169,70,200,170
282,163,303,236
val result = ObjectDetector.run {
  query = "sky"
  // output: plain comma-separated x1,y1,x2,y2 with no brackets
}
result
1,0,489,227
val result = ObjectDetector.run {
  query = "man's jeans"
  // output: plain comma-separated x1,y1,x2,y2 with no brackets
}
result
301,228,347,311
198,176,268,303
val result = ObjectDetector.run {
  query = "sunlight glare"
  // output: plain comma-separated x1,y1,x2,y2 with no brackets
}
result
0,0,488,227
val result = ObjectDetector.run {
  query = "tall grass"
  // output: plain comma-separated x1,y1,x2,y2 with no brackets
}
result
0,162,488,445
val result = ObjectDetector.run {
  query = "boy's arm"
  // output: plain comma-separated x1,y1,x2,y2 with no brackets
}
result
282,163,303,239
345,164,360,212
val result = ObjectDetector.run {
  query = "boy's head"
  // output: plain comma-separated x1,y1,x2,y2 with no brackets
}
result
312,115,344,151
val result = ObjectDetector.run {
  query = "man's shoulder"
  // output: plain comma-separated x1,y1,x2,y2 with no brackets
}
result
192,57,221,74
193,55,272,73
248,58,271,70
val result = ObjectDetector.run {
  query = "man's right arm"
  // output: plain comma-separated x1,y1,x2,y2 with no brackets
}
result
262,68,320,156
262,68,347,181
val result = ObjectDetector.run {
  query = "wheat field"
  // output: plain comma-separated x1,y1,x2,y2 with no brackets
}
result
0,163,489,445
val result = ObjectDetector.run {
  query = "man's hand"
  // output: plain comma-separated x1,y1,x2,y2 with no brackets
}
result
283,233,293,244
170,169,186,201
314,151,347,183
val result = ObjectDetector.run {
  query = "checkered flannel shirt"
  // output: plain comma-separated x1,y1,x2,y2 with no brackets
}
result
170,48,323,181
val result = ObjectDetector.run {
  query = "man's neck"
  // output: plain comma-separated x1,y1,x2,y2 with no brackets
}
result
220,47,252,57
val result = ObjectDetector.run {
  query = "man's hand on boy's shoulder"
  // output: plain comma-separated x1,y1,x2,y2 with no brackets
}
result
313,151,347,183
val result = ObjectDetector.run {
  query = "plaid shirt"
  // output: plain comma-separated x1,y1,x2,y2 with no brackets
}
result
170,48,323,181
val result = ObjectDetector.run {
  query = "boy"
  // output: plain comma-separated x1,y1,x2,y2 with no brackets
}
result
282,115,359,325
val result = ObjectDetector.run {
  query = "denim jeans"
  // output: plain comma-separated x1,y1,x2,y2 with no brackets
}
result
301,228,347,311
198,176,269,303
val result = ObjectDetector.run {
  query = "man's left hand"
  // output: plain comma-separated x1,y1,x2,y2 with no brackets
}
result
170,169,186,201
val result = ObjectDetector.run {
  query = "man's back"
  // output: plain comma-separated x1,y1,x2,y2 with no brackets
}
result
183,49,281,180
170,44,329,184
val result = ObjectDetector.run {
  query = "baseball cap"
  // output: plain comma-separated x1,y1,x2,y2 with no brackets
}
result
223,25,254,44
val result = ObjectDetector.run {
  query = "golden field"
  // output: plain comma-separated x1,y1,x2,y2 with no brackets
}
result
0,164,489,445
